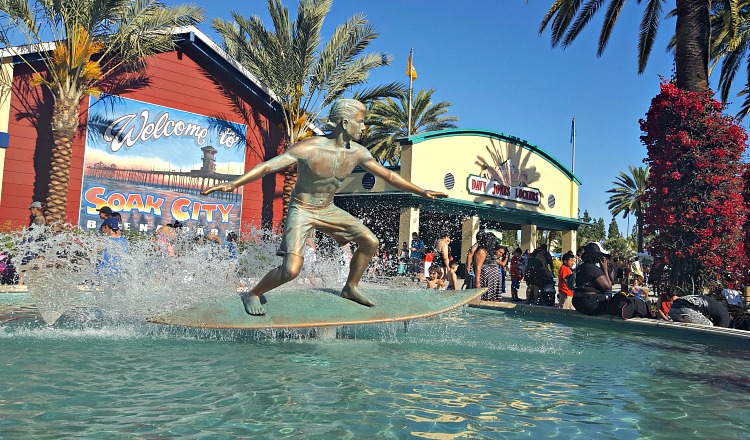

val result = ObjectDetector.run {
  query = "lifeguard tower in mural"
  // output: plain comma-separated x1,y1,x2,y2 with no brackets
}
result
335,128,585,256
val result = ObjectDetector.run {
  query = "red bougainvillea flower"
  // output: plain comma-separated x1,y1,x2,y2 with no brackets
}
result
641,80,748,291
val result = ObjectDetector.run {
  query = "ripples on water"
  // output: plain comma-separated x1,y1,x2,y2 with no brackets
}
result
2,229,750,439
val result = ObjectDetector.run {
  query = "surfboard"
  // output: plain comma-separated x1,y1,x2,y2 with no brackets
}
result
148,287,487,329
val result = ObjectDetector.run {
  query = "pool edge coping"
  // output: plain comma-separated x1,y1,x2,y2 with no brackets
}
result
469,300,750,345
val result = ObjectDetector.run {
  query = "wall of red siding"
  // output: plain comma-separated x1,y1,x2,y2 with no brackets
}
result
1,49,285,231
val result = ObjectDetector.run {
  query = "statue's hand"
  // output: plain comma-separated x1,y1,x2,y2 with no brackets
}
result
202,182,235,195
422,190,448,200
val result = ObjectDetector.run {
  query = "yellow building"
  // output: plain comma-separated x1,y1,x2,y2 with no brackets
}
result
334,128,585,258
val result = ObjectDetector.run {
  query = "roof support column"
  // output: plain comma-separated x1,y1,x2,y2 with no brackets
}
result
561,230,577,255
521,224,537,253
461,215,480,261
0,56,13,207
398,206,420,249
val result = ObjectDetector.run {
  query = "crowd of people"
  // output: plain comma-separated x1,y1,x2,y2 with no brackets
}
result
4,201,750,331
397,226,750,331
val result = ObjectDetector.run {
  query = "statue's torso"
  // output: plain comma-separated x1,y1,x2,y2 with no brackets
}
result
292,140,363,205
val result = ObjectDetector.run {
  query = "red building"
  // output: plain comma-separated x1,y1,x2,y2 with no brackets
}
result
0,27,286,232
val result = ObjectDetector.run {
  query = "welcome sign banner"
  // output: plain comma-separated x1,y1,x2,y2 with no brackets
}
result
79,95,247,236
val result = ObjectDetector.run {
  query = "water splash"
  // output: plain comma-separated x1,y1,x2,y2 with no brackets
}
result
4,225,357,326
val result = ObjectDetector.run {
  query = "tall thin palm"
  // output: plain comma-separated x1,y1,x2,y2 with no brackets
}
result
539,0,711,93
213,0,400,219
0,0,204,224
607,165,649,252
364,89,458,165
707,0,750,118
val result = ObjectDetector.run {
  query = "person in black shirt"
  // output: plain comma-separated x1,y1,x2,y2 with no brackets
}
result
572,242,613,315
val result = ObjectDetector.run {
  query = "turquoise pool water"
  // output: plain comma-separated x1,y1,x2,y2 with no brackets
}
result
2,304,750,439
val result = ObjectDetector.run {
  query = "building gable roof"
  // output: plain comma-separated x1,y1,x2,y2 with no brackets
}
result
400,128,581,185
1,26,284,118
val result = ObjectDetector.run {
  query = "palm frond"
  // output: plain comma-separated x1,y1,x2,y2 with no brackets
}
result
550,0,584,47
637,0,664,73
363,88,458,164
539,0,566,36
563,0,606,48
352,82,405,105
598,0,626,56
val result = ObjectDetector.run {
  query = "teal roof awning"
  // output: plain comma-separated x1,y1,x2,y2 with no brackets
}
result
334,192,587,231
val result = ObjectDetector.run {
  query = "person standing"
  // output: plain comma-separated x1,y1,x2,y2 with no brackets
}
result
525,248,554,305
96,217,129,279
28,201,46,228
496,245,509,296
97,205,113,232
432,232,456,290
462,240,480,290
473,231,501,301
538,243,554,274
397,242,409,275
558,251,575,309
409,232,425,276
97,205,113,220
509,248,523,301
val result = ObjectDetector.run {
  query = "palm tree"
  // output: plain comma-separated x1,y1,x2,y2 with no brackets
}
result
539,0,712,93
0,0,204,224
707,0,750,118
607,165,649,252
212,0,401,221
364,89,458,164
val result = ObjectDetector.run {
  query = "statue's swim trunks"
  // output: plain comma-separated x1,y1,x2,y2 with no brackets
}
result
278,197,373,257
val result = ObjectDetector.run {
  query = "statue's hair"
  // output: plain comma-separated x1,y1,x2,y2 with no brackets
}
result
325,99,365,129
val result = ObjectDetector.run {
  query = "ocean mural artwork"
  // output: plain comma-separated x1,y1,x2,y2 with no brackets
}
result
79,95,247,236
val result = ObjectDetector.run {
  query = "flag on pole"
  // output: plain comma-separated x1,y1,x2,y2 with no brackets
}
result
570,117,576,143
570,116,576,173
407,50,417,80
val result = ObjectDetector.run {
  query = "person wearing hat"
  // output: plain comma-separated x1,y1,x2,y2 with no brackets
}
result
572,242,613,315
97,205,113,219
97,205,114,233
96,217,128,278
28,201,46,228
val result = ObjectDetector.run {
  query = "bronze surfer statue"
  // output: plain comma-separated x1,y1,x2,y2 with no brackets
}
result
202,99,447,315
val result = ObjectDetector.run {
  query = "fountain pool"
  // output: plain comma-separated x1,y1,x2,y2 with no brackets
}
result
2,297,750,439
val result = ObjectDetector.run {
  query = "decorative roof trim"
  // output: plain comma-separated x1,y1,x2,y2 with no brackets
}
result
399,128,581,185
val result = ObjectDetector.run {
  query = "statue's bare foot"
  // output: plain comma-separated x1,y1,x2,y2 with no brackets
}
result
341,286,375,307
240,293,266,316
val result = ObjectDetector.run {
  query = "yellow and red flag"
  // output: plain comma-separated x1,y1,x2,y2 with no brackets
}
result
406,50,417,81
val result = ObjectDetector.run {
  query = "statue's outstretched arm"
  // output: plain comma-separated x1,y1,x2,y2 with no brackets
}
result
202,153,298,195
360,157,447,200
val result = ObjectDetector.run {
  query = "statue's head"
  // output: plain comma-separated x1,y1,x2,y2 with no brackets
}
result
327,99,365,127
326,99,366,140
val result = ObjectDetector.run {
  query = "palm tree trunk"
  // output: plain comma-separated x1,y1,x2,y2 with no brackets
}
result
636,212,644,253
45,95,79,226
674,0,710,92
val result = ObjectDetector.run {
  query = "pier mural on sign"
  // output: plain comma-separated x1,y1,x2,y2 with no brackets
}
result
79,95,247,236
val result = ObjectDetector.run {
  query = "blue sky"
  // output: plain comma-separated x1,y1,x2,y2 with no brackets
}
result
170,1,744,234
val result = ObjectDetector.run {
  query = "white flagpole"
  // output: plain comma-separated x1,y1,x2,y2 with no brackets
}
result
407,48,414,136
571,116,576,173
